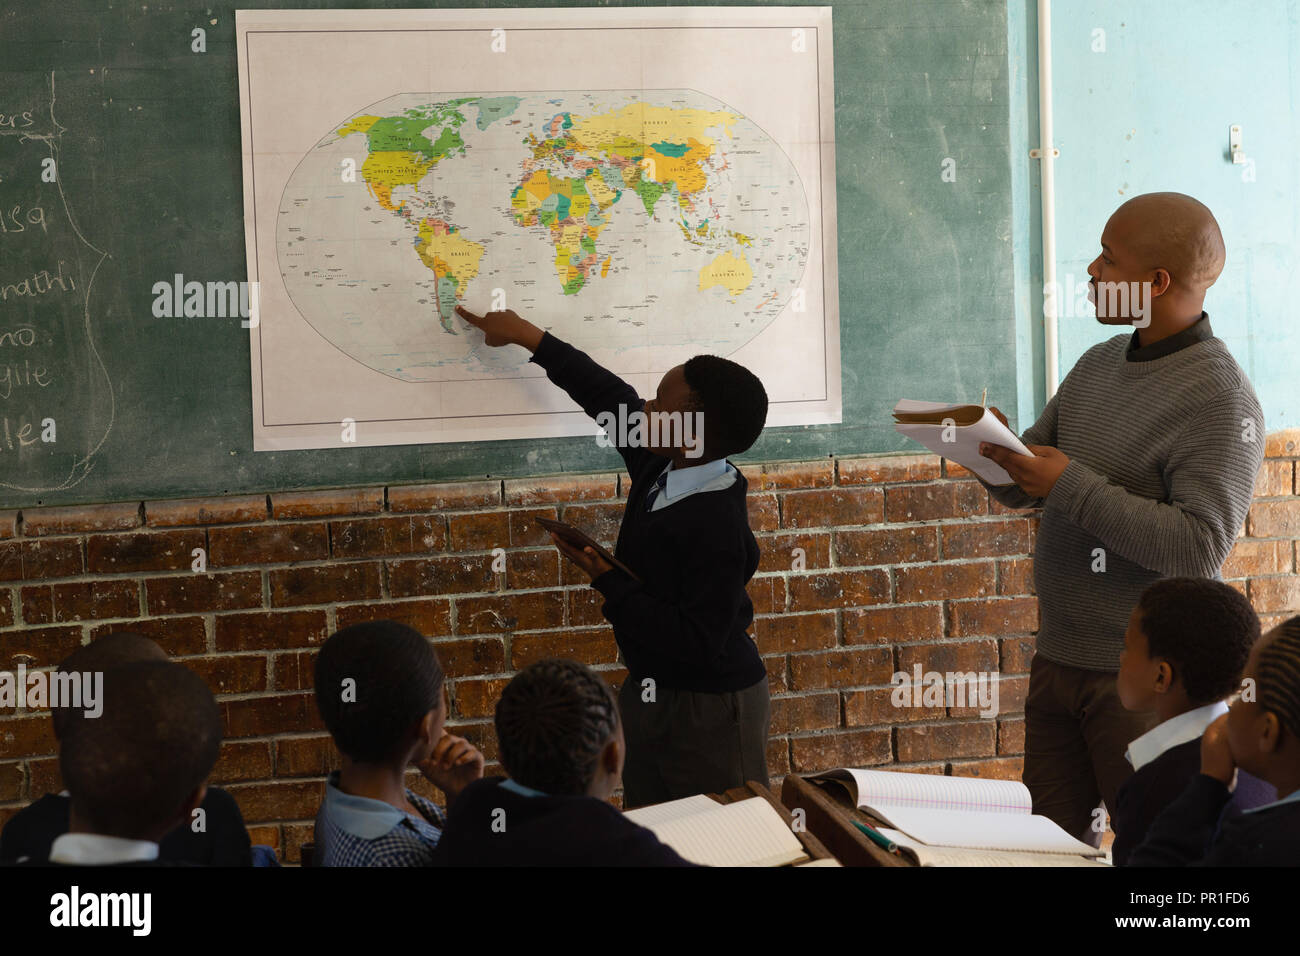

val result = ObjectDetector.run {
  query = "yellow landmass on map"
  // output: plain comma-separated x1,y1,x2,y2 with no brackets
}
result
569,104,737,154
336,115,381,137
699,250,753,299
361,150,435,211
416,220,485,293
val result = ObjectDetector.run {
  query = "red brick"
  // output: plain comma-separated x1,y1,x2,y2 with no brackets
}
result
1000,636,1036,672
988,495,1040,516
567,588,606,627
86,530,206,574
88,616,207,656
767,661,788,694
836,526,938,566
766,738,791,778
214,610,328,652
0,591,11,628
1249,500,1300,538
838,454,941,484
753,612,837,655
389,555,496,597
22,502,140,536
431,637,506,675
504,474,619,505
782,488,884,528
895,562,995,602
29,756,60,794
208,523,328,566
1264,429,1300,458
755,531,831,574
741,460,836,490
331,515,445,559
146,572,262,614
176,654,267,695
270,488,383,519
897,640,999,674
787,569,889,611
1251,576,1300,614
509,507,565,548
1254,460,1294,498
210,740,274,783
0,762,22,801
844,604,943,645
885,483,987,522
0,538,83,581
949,757,1024,781
1223,539,1293,579
943,460,975,479
269,564,381,607
0,512,16,539
897,722,996,762
940,519,1031,560
790,730,891,772
845,687,945,726
146,495,267,527
248,826,282,856
455,591,565,634
272,650,317,692
334,599,453,637
452,677,513,718
275,735,338,777
222,694,322,737
225,781,324,823
998,557,1035,595
0,625,83,667
511,627,617,668
447,511,510,552
389,480,501,512
789,647,893,690
747,493,780,532
948,597,1038,637
512,549,562,589
21,580,138,624
770,692,839,733
0,715,56,756
998,717,1025,754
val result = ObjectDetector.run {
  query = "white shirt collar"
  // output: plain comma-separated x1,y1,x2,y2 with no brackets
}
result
661,458,731,500
1125,700,1229,771
49,832,160,865
1242,787,1300,814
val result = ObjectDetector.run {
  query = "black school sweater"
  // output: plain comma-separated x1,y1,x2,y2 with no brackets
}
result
430,777,696,867
1127,773,1300,866
1111,739,1275,865
530,332,766,693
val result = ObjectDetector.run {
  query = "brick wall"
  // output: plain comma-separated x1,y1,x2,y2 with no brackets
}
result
2,430,1297,863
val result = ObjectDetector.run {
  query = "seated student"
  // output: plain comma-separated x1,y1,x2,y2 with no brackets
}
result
312,620,485,866
433,658,694,866
1111,578,1274,864
1129,615,1300,865
0,632,253,866
18,660,224,866
456,305,771,809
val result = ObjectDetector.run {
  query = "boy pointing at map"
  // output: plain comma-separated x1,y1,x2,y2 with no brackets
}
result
455,304,771,808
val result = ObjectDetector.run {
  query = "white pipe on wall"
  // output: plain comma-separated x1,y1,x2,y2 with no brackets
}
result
1037,0,1060,397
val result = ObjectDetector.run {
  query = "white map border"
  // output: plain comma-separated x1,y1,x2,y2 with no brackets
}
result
236,6,840,451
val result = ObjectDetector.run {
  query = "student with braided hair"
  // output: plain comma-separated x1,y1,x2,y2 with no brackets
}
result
433,659,693,866
1129,615,1300,865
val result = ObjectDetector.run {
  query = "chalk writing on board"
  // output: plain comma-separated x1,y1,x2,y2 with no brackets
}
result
0,71,114,495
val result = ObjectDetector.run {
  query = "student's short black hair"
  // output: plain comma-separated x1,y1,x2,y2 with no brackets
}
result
494,659,619,796
1137,577,1259,704
52,632,166,739
1258,615,1300,739
683,354,768,459
314,620,445,764
60,660,221,839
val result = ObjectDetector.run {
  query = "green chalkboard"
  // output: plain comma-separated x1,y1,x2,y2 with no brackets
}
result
0,0,1018,508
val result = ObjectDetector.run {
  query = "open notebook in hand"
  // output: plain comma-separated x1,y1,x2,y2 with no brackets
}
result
892,399,1032,486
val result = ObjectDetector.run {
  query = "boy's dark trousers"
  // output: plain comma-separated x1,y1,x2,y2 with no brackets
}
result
1023,655,1158,846
617,674,771,809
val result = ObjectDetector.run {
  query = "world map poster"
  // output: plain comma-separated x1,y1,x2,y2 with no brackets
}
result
237,7,839,451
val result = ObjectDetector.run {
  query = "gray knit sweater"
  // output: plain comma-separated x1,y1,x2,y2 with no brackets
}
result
981,333,1264,670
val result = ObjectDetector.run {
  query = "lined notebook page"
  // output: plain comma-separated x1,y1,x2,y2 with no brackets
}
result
872,807,1104,857
837,768,1032,815
623,794,720,829
644,798,808,867
876,828,1108,868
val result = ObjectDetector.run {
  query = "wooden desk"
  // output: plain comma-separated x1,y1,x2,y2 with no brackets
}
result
707,779,837,865
780,774,914,867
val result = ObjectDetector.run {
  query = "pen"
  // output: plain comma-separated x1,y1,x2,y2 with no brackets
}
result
852,819,900,855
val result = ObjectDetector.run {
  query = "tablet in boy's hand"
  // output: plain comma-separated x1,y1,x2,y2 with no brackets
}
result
536,517,641,582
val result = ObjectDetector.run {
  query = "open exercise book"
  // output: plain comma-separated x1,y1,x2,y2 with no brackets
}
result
808,768,1108,866
892,400,1032,486
623,794,810,867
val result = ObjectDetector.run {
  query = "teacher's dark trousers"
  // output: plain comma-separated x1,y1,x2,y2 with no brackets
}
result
617,674,771,809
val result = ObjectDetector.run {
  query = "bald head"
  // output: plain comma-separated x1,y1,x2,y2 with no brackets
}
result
1109,192,1225,294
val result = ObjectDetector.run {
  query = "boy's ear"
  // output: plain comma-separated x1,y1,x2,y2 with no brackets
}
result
1153,659,1175,693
